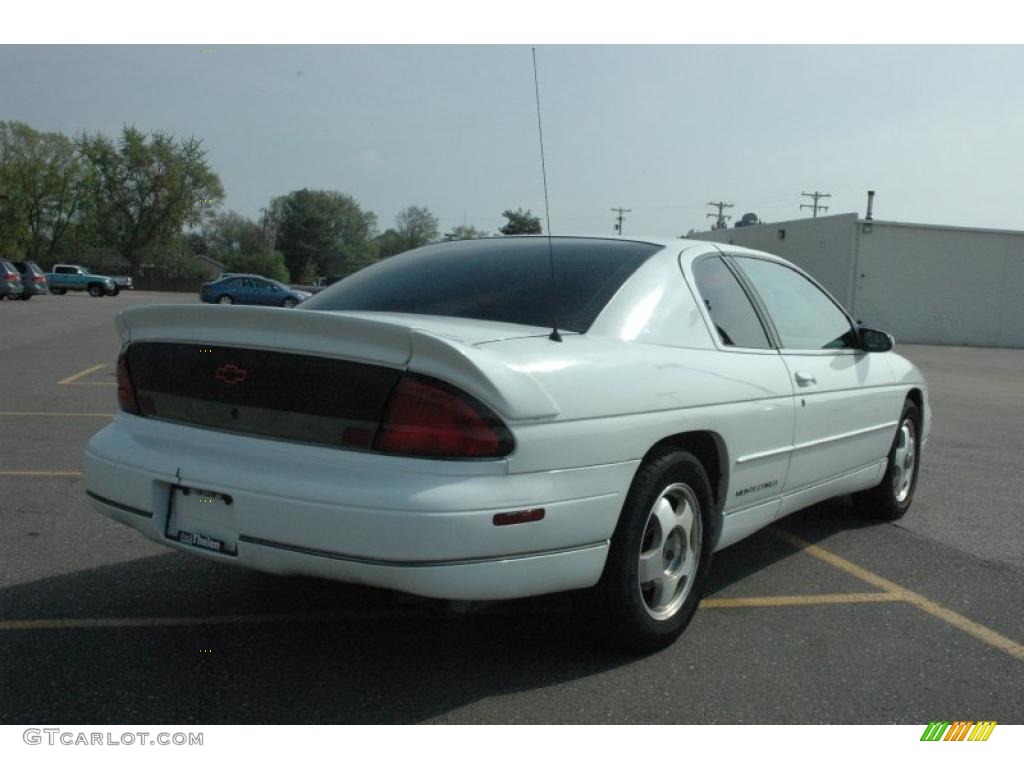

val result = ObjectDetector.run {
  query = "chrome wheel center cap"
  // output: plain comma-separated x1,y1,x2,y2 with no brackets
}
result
664,529,684,571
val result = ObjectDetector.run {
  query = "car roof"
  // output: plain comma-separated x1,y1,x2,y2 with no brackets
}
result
483,234,789,264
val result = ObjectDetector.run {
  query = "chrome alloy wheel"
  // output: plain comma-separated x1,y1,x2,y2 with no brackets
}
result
638,483,702,620
892,418,917,503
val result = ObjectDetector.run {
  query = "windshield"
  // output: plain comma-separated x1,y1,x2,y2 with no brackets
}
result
303,237,659,333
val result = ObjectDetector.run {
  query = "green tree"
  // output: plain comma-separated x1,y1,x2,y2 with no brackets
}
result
499,207,542,235
374,205,440,258
443,224,489,241
78,126,224,275
0,121,87,260
201,211,264,257
195,211,288,283
374,228,406,259
395,205,439,249
269,189,377,280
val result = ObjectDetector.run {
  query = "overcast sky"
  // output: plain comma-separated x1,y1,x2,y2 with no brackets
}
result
2,45,1021,236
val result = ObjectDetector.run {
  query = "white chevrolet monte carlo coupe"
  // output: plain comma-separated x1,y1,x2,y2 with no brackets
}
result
85,236,929,650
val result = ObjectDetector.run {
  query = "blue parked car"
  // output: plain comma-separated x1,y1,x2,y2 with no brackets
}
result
199,274,311,308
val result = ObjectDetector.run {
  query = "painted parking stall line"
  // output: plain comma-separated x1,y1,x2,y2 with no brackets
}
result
699,592,905,609
57,363,107,385
770,528,1024,662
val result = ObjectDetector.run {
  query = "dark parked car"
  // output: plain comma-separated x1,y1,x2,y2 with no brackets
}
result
1,260,24,300
199,274,311,308
10,261,49,299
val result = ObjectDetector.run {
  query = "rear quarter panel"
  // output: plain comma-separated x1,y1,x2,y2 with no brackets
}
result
493,335,795,516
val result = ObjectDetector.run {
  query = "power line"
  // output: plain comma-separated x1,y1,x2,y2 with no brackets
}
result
706,201,734,230
800,191,831,218
611,206,631,234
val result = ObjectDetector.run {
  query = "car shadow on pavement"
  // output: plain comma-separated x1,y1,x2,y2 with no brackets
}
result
0,497,877,724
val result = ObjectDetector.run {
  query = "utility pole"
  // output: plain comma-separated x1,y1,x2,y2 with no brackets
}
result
611,207,631,235
800,191,831,218
259,207,275,276
260,208,272,247
706,201,734,230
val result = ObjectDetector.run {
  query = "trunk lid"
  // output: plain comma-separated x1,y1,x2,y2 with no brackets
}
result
115,305,560,441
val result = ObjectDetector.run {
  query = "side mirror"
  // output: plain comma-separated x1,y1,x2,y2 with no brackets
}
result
859,326,894,353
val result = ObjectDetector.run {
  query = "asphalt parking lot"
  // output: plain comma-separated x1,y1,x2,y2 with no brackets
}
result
1,291,1021,724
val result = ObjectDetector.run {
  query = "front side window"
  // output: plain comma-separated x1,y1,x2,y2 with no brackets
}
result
734,257,858,350
691,256,771,349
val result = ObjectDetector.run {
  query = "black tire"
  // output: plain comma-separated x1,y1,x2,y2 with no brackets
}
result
18,294,31,300
87,283,104,297
217,294,234,305
599,448,715,652
106,285,120,297
50,288,66,295
853,399,921,521
282,298,297,308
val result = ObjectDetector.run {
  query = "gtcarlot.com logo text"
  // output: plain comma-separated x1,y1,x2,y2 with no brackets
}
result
23,729,203,747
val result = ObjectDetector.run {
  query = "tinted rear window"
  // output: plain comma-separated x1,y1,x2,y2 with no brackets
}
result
303,238,661,333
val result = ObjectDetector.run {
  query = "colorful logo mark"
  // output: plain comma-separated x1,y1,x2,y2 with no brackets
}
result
920,721,997,742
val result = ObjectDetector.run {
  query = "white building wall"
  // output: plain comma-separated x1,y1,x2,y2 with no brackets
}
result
693,213,858,309
853,221,1024,347
691,214,1024,348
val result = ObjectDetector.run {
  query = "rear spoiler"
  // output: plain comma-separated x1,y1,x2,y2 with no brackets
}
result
115,305,559,421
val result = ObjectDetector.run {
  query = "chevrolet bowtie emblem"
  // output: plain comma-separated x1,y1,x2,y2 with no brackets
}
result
214,363,248,385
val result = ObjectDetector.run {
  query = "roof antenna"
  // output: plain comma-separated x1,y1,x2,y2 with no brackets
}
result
532,47,562,342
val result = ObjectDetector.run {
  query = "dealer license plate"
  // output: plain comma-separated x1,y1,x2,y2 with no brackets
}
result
165,484,238,555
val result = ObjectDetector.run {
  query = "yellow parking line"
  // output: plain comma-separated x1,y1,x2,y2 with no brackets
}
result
700,592,905,609
0,412,114,417
66,382,117,387
57,363,107,385
0,471,83,476
771,528,1024,662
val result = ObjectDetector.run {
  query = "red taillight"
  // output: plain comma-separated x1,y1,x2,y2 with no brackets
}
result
116,354,141,415
34,275,45,283
373,375,514,459
3,273,18,281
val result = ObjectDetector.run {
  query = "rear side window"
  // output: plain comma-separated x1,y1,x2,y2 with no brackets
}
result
692,256,771,349
0,260,15,275
303,238,661,333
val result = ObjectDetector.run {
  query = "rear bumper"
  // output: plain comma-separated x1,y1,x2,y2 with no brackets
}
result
84,415,636,600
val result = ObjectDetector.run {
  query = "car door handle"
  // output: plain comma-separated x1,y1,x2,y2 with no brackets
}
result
794,372,817,386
